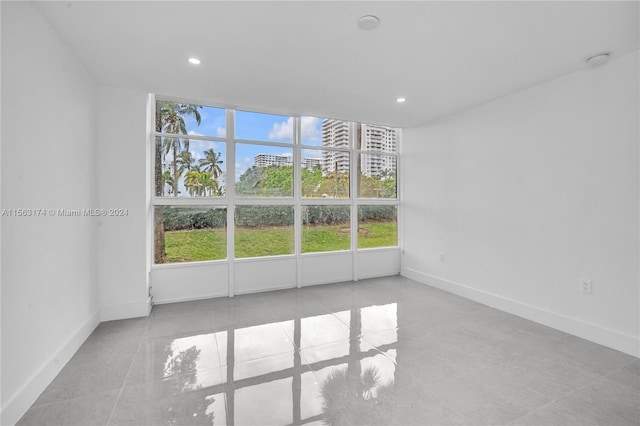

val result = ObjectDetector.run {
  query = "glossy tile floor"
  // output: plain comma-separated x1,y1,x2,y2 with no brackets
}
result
18,276,639,426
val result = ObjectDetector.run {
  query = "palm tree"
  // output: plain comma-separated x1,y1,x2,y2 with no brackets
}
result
176,150,196,190
156,101,202,197
199,171,219,196
161,170,174,196
198,149,223,179
184,169,203,197
154,101,202,264
320,365,394,425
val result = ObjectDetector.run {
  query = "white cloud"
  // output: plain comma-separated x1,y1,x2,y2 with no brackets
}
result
188,140,217,152
216,127,226,138
268,117,294,141
268,116,322,142
301,116,321,142
188,130,204,136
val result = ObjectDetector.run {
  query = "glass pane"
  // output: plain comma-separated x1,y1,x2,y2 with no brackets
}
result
301,116,350,147
235,110,293,143
155,137,226,197
236,144,293,197
156,101,226,138
357,205,397,249
154,206,227,264
357,123,398,153
358,154,396,199
302,205,350,253
301,149,349,198
235,205,294,258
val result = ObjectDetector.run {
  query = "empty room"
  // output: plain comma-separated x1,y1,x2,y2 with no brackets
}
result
1,1,638,425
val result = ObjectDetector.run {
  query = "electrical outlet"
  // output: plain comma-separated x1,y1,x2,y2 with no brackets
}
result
439,252,445,263
581,279,592,294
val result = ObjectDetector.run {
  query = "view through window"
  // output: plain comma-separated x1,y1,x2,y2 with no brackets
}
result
153,99,399,264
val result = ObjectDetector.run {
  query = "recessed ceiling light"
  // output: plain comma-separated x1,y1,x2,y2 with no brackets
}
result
358,15,380,30
188,57,201,65
396,97,406,103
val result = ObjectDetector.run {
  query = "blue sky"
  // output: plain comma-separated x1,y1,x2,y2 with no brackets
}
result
181,108,325,182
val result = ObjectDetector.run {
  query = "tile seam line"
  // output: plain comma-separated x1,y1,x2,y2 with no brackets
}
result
105,334,146,426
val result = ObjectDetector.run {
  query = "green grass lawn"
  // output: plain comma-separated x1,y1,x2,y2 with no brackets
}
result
357,221,398,249
302,224,351,253
164,228,227,262
235,226,294,258
162,221,397,263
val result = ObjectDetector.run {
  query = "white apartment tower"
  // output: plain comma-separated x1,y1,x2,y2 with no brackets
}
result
321,119,350,174
359,124,397,177
320,120,397,177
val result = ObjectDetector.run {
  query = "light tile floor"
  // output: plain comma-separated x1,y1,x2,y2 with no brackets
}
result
17,276,640,425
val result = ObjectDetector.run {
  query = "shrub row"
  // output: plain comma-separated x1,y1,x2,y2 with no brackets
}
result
160,205,396,231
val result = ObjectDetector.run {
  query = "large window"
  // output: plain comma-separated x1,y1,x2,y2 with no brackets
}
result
152,99,399,265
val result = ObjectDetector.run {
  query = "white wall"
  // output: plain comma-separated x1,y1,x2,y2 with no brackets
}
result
1,2,100,424
402,51,639,356
97,87,151,320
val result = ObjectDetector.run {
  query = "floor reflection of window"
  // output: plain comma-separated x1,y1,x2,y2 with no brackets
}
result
300,364,348,420
234,321,294,364
360,350,397,398
204,393,226,425
361,303,397,334
163,332,227,390
235,378,293,425
301,312,350,349
235,352,294,380
157,303,398,426
360,303,398,350
164,333,219,378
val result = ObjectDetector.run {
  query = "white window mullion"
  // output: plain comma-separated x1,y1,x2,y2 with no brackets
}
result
294,116,302,288
227,109,236,297
350,122,359,281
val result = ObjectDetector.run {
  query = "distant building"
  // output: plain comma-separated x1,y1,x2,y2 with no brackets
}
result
254,153,320,170
254,120,397,177
301,157,322,170
254,153,293,168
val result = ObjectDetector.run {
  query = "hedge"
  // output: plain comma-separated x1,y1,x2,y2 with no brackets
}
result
160,204,396,231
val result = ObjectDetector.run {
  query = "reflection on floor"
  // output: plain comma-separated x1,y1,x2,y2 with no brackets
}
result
17,276,640,425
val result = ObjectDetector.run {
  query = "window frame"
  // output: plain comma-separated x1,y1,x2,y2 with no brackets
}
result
151,95,400,268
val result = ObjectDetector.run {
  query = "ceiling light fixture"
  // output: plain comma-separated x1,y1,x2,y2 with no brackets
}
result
188,57,201,65
358,15,380,30
396,97,406,103
586,53,610,68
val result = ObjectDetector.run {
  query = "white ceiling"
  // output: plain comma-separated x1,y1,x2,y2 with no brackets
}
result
35,1,639,128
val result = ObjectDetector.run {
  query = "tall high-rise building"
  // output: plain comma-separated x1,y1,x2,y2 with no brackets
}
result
359,124,397,177
320,120,397,177
321,119,350,174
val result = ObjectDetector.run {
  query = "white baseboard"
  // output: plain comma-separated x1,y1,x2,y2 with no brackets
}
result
100,297,152,321
153,293,227,305
0,309,100,426
402,267,639,358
